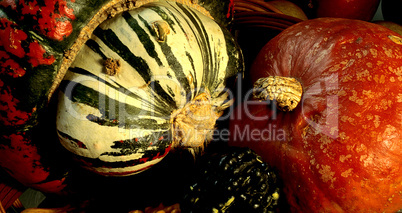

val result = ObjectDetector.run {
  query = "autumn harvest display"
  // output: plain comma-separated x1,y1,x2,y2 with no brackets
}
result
1,0,402,212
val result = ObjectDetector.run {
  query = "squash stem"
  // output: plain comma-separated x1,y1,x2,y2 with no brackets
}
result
253,76,303,111
170,91,218,151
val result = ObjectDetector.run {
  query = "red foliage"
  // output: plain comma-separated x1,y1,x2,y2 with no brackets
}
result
18,0,76,41
0,133,67,193
0,51,26,77
27,40,55,67
0,19,28,58
0,80,31,126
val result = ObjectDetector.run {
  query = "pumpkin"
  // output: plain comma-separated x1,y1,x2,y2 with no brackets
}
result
56,0,243,176
0,0,241,194
229,18,402,212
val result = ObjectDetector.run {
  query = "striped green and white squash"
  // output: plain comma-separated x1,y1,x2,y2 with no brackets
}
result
56,0,243,176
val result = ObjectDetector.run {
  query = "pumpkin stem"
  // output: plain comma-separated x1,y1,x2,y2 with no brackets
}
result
170,91,219,152
253,76,303,111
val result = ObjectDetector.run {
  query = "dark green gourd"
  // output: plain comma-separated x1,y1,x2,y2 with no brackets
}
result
181,147,281,213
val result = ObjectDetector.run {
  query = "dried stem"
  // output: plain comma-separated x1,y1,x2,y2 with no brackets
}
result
253,76,303,111
170,90,220,151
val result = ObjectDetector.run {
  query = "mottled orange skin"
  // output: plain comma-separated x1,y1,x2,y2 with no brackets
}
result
229,18,402,212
